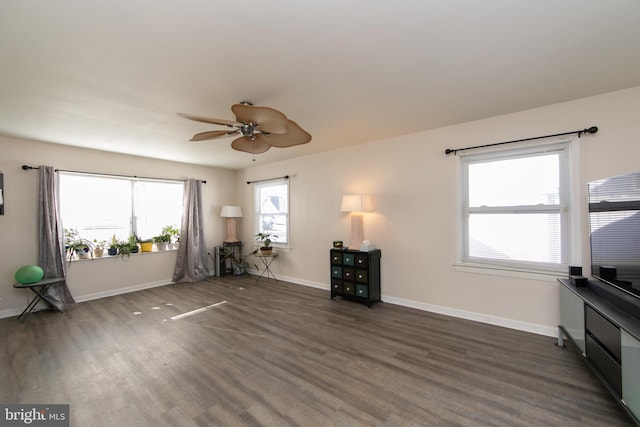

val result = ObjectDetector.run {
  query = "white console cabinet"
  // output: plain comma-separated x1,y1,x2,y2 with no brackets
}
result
558,279,640,425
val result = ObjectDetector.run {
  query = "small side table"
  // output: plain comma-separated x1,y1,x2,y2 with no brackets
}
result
254,253,278,283
13,277,65,321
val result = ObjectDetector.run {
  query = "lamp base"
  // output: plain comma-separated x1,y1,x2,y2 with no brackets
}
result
224,218,239,243
348,214,364,250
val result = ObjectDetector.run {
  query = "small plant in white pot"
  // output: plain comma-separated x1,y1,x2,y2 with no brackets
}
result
64,228,94,261
162,225,180,249
93,239,106,257
153,231,171,250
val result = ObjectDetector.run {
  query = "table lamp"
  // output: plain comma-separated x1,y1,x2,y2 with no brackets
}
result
220,205,243,243
340,194,373,249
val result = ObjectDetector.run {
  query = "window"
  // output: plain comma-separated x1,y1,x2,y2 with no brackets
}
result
59,172,183,243
460,141,574,273
255,179,289,246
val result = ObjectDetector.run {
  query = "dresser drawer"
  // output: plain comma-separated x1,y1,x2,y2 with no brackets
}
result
343,268,355,280
343,283,355,295
331,266,342,278
355,269,368,282
355,254,368,267
586,334,622,396
356,284,368,298
331,252,342,264
331,280,343,293
343,253,355,266
586,305,621,362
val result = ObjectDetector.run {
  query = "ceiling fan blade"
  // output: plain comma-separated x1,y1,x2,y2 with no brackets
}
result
189,129,239,141
231,104,288,134
177,112,241,128
231,135,271,154
261,120,312,148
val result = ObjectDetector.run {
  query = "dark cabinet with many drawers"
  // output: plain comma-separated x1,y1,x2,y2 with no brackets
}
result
330,249,381,307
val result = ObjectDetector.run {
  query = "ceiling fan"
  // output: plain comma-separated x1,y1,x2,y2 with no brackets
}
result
177,102,311,156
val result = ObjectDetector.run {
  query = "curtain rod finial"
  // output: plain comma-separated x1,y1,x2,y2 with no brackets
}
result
586,126,598,134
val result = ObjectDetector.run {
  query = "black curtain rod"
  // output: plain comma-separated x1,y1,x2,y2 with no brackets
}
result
21,165,206,183
444,126,598,155
246,175,289,185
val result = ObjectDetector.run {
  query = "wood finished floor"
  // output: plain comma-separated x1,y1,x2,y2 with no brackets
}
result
1,275,634,426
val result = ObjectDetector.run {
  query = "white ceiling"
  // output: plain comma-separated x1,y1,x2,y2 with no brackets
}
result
1,1,640,170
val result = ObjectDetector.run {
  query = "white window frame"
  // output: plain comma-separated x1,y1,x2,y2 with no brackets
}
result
457,139,580,276
254,179,289,247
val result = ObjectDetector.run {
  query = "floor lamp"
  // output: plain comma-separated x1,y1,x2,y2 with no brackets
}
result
220,206,243,243
340,194,373,250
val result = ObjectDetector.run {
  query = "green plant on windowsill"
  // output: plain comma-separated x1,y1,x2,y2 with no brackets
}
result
108,234,119,256
138,236,154,252
93,239,107,257
162,224,180,247
117,235,139,258
153,230,171,250
64,228,95,262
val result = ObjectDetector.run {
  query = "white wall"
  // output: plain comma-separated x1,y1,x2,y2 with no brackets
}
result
0,136,237,317
236,86,640,336
2,86,639,334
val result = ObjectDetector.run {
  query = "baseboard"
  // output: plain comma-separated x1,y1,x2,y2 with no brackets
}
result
279,275,556,337
73,279,174,303
0,307,24,320
244,269,329,290
380,295,557,337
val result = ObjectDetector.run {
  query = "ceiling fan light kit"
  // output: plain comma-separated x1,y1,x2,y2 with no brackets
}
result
178,102,311,157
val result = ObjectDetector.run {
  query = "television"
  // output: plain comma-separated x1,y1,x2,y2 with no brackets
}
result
588,170,640,309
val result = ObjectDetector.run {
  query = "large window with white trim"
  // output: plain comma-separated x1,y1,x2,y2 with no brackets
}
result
254,179,289,246
59,172,184,244
460,142,574,272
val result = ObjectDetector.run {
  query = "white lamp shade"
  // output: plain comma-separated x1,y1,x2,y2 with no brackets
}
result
220,206,243,218
340,194,373,212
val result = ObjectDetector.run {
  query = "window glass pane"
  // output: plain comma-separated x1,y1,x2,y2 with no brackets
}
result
461,142,572,271
256,181,288,245
468,154,559,207
59,174,131,242
134,180,183,240
468,213,561,263
60,173,184,246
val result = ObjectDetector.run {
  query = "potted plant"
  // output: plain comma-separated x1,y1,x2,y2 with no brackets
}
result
221,247,252,276
255,232,277,255
117,235,139,258
93,239,106,257
138,236,153,252
162,225,180,249
128,235,139,254
153,230,171,250
64,228,95,261
108,234,119,256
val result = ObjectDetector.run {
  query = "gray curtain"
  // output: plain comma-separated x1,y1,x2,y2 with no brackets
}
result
172,179,211,282
38,166,76,311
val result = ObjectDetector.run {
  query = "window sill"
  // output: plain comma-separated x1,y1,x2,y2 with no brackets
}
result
68,249,177,262
453,262,564,282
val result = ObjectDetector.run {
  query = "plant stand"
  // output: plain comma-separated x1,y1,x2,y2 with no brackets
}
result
254,253,278,283
222,241,242,276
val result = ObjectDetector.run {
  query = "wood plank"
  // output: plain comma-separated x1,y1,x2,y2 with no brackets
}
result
0,275,634,426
